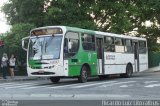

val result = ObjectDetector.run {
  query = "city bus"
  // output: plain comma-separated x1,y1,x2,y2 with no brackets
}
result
22,26,148,83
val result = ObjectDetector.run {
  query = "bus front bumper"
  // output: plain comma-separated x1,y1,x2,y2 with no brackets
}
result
27,65,68,77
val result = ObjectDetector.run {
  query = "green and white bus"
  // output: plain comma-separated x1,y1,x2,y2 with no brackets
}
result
22,26,148,83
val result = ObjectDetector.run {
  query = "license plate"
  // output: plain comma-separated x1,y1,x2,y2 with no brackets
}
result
38,70,44,73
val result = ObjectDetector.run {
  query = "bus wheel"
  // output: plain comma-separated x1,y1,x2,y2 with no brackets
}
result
120,64,133,78
125,64,133,78
50,77,60,83
78,66,88,83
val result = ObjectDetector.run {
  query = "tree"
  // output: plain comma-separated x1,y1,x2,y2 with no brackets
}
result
90,0,160,50
1,0,160,53
1,23,35,56
2,0,45,27
0,23,35,75
44,0,97,29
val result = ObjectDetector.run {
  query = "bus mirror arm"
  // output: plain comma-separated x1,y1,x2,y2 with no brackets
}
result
22,37,29,51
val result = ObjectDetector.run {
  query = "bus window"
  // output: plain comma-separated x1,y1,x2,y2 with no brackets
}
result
139,41,146,54
115,38,124,53
64,32,79,58
104,36,115,52
115,38,123,46
124,39,133,53
81,34,95,51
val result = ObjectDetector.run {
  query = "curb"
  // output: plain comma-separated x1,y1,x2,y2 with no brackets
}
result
143,69,160,73
141,66,160,73
144,70,160,73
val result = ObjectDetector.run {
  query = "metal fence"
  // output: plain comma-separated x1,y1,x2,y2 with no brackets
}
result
148,52,160,68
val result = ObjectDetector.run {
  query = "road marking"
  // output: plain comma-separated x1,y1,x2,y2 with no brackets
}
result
5,84,38,89
22,81,117,89
100,81,136,87
0,82,39,89
71,81,117,88
119,84,133,88
21,82,90,89
145,84,160,88
21,85,52,89
0,82,16,86
1,81,136,90
0,82,38,88
3,80,160,90
144,81,158,84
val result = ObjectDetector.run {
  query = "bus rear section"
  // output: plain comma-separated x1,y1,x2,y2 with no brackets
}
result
95,32,148,78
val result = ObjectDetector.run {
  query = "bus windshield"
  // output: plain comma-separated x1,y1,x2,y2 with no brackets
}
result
28,36,62,60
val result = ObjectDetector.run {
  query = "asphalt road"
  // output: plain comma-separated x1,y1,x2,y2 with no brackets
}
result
0,71,160,105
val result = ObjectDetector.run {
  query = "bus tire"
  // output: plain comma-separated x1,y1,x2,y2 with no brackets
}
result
125,64,133,78
78,66,88,83
120,64,133,78
50,77,60,83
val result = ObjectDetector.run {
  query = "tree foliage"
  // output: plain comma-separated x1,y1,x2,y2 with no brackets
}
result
2,0,45,26
44,0,97,29
1,0,160,62
0,23,35,74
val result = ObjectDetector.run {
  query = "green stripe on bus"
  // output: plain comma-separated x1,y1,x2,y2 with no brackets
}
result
28,60,42,69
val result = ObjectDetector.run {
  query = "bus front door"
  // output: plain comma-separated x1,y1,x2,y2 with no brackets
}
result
133,42,139,72
96,38,104,74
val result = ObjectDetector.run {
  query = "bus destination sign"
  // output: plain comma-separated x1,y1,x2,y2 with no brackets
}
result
31,28,63,36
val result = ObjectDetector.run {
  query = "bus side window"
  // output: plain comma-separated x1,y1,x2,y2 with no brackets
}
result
125,39,133,53
81,34,95,51
104,36,115,52
115,38,124,53
68,39,79,53
139,41,146,54
64,32,79,58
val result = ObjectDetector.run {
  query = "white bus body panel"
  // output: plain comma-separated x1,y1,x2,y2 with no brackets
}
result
63,60,69,76
104,52,135,74
139,54,148,72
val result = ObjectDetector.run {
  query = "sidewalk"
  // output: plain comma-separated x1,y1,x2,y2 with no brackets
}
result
144,66,160,73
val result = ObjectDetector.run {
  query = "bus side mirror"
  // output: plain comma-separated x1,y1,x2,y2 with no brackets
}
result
22,37,29,51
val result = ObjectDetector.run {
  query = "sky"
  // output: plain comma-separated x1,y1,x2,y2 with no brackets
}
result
0,0,10,33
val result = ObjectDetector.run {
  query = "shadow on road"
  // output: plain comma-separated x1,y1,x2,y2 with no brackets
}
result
37,71,160,87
